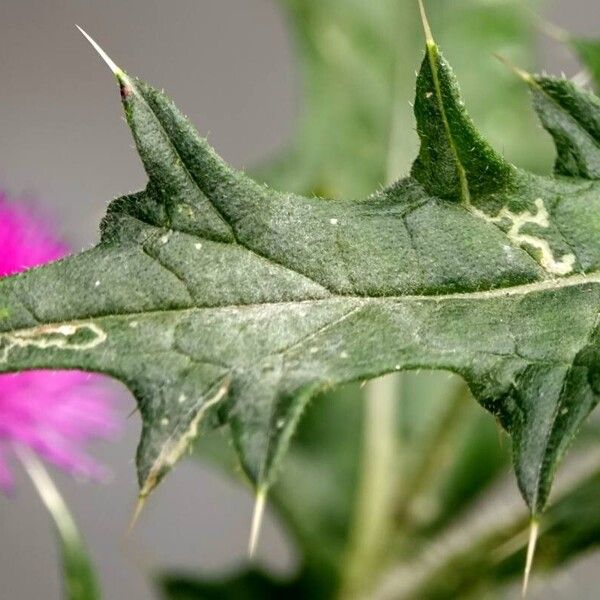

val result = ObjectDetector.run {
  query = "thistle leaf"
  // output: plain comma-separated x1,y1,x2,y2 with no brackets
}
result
1,31,599,517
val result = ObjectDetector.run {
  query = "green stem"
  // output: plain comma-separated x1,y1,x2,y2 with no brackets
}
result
338,375,400,599
17,447,100,600
394,381,470,528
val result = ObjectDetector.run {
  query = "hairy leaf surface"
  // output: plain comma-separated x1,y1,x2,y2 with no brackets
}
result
1,34,599,514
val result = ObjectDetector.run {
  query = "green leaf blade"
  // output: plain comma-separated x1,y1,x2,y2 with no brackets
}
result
1,31,600,518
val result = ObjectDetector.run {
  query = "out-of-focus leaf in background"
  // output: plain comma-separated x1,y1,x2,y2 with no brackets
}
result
162,569,306,600
370,435,600,600
164,449,600,600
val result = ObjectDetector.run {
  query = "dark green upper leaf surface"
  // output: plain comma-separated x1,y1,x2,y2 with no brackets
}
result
1,36,600,514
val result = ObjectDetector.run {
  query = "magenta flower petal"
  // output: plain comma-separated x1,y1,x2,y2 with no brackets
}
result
0,192,120,492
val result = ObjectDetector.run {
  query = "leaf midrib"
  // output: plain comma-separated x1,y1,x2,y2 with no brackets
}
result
3,270,600,338
129,76,235,238
425,41,472,206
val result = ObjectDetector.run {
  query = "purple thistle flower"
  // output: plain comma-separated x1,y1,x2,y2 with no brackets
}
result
0,192,120,491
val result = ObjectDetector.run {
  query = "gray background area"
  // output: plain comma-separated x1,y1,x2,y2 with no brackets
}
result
0,1,598,598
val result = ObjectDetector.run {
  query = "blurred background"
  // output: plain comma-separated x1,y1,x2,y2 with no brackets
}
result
1,1,599,598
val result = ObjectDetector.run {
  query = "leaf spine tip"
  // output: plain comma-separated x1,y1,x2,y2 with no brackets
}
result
76,25,125,79
493,53,533,84
417,0,435,46
126,494,147,536
522,518,540,598
248,487,267,559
